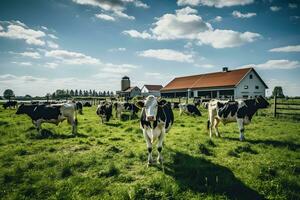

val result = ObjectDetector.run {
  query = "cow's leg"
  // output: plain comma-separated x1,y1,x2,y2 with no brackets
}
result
237,118,245,141
35,120,42,134
214,118,221,137
143,129,153,165
71,118,77,135
209,115,214,138
157,129,165,164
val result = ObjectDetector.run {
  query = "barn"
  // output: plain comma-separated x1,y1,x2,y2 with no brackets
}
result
116,76,141,99
141,85,163,97
160,67,268,99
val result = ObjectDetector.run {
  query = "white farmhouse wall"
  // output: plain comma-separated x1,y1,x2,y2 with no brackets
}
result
141,86,149,93
235,71,266,99
130,88,141,97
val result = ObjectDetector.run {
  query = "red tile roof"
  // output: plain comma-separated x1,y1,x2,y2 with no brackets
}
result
161,68,267,91
143,85,163,91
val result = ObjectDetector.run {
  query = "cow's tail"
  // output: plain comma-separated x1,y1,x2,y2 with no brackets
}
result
207,119,210,130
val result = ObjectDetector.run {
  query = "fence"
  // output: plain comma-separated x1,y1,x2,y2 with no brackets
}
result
273,96,300,118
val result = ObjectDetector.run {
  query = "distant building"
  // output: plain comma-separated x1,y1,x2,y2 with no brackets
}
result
141,85,163,97
116,76,141,99
160,67,268,99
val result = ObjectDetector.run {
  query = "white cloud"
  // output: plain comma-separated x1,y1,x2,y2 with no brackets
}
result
211,16,222,22
123,7,261,48
239,60,300,70
12,61,32,66
18,51,41,59
256,60,300,69
72,0,148,20
95,13,116,21
41,26,48,30
269,45,300,52
47,41,59,49
122,30,153,39
138,49,194,63
177,0,254,8
48,34,58,39
270,6,281,12
145,72,160,76
195,63,215,68
0,24,3,31
45,50,100,65
197,29,261,48
288,3,297,9
44,62,58,69
101,63,138,73
0,22,46,46
109,47,126,52
232,10,256,18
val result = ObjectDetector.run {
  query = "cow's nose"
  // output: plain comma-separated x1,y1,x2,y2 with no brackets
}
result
147,116,155,121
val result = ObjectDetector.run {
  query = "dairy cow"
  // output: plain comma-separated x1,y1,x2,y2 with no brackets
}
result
96,102,113,123
114,102,139,119
16,103,78,134
179,103,201,116
136,95,174,165
76,102,83,114
3,101,18,109
207,96,269,141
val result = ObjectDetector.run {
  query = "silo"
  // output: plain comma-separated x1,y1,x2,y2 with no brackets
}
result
121,76,130,91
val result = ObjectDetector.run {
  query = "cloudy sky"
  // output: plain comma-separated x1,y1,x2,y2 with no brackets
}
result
0,0,299,96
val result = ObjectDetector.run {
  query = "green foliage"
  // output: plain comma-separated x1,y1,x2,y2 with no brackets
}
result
3,89,15,100
272,86,285,97
0,105,299,199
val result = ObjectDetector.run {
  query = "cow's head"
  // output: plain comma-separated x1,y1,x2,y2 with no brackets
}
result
136,95,167,122
15,103,27,115
255,95,269,108
97,104,112,122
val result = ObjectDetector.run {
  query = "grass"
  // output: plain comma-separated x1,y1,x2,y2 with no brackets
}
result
0,105,299,199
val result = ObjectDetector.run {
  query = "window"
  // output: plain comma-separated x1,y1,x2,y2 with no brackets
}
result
249,74,253,79
255,86,259,89
244,85,248,89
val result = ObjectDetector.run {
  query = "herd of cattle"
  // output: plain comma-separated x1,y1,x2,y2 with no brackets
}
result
2,95,269,165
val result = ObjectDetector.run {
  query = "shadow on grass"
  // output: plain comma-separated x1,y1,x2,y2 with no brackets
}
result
0,121,9,126
29,129,88,139
224,137,300,151
164,149,264,200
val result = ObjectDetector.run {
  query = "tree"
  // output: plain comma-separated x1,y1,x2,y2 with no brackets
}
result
79,90,83,96
272,86,284,98
24,94,32,99
45,93,51,102
75,89,78,96
70,89,75,97
3,89,15,101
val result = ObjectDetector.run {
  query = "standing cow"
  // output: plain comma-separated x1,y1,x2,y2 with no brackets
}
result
207,96,269,141
76,102,83,114
16,103,78,134
96,102,113,123
179,103,201,116
114,102,139,119
2,101,18,109
136,95,174,165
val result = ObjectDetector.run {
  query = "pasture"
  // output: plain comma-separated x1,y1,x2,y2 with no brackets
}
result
0,105,299,199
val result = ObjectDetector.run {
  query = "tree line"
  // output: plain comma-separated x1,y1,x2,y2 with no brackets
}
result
49,89,115,99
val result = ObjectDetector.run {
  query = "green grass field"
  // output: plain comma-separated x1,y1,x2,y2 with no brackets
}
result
0,105,299,199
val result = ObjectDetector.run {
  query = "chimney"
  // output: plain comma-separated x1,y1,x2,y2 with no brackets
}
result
222,67,228,72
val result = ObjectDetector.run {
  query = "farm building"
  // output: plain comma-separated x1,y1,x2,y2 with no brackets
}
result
116,76,141,98
141,84,163,97
160,67,268,99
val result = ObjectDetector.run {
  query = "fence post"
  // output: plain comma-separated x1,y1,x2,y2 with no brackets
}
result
274,95,277,118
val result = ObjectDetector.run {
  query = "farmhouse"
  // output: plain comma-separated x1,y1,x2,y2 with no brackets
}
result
116,76,141,99
141,84,163,97
160,67,268,99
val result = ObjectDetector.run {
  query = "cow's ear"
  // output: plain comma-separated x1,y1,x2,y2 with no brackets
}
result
135,101,144,109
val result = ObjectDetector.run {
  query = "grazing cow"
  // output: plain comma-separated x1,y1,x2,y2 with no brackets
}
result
96,102,113,123
136,95,174,165
2,101,18,109
114,102,139,119
207,95,269,141
16,103,78,134
179,103,201,116
76,102,83,114
202,102,209,109
171,102,180,109
83,102,92,107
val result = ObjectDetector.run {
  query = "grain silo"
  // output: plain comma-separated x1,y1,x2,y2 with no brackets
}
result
121,76,130,91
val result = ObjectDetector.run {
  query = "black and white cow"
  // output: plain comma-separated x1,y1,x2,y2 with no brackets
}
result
207,95,269,141
171,102,180,109
179,103,201,116
114,102,139,119
3,101,18,109
16,103,78,134
83,102,92,107
76,102,83,114
136,95,174,165
96,102,113,123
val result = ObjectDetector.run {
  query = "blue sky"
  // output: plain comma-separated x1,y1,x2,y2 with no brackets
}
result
0,0,299,96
